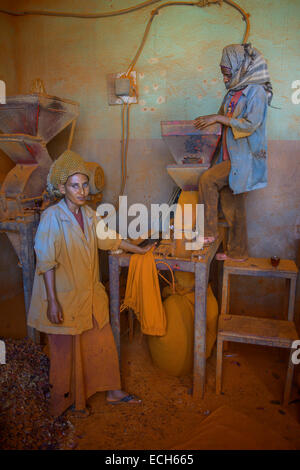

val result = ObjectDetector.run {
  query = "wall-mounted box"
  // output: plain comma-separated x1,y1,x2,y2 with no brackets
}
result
107,71,138,105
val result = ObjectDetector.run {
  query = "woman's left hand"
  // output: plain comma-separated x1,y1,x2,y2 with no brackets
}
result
120,239,157,254
137,242,157,254
194,114,218,129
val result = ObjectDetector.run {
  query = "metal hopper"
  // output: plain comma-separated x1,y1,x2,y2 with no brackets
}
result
0,94,79,143
0,134,52,220
0,92,79,340
161,120,221,190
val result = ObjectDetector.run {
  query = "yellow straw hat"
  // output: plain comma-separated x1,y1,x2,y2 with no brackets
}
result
47,149,90,197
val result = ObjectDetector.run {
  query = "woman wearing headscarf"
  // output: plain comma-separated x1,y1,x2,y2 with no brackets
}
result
194,43,272,261
28,150,152,417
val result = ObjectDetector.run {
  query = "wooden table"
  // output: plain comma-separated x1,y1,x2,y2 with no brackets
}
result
108,234,222,399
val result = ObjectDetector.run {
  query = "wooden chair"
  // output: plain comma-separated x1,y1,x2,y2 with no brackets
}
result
216,258,299,406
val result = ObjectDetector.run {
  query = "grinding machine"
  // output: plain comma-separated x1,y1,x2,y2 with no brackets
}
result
161,120,221,191
155,120,222,258
0,92,105,339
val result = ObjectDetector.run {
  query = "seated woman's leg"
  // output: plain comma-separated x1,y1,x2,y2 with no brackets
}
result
198,161,231,242
218,187,248,260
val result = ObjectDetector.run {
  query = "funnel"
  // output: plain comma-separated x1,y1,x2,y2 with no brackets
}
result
166,164,210,191
0,134,52,167
0,94,79,143
161,120,221,165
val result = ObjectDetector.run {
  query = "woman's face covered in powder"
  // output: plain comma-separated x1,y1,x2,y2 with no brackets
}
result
59,173,90,209
220,65,232,88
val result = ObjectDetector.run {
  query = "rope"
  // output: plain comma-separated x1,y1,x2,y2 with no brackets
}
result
113,100,131,215
121,102,131,195
156,260,175,294
223,0,250,43
0,1,162,18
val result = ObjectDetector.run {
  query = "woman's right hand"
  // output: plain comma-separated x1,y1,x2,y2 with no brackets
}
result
194,114,218,129
47,298,63,324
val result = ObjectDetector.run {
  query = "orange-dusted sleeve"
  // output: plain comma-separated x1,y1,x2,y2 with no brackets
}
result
34,210,61,275
95,216,123,251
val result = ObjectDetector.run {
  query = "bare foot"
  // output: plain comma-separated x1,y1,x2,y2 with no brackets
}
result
106,390,142,405
216,253,247,262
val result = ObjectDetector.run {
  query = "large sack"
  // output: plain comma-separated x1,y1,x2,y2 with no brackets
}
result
148,276,218,376
148,293,194,376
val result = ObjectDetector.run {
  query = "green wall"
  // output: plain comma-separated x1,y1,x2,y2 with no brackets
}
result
11,0,300,141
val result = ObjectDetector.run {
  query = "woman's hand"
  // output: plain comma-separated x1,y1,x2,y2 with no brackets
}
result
120,240,157,254
47,298,63,324
136,242,157,254
43,269,63,324
194,114,218,129
194,114,231,129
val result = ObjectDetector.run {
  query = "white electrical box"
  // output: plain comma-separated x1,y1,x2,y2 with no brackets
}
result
107,71,138,105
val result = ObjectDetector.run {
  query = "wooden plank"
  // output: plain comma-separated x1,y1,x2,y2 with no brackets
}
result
283,348,295,407
288,278,297,321
218,335,293,348
193,262,208,399
216,337,223,395
218,315,299,344
224,257,298,276
221,270,229,315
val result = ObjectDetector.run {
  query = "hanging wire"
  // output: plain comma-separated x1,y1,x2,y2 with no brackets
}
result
126,0,250,75
126,1,210,77
121,102,131,195
0,1,162,18
156,260,175,293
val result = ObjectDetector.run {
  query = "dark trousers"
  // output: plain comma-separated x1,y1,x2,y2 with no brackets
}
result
198,161,248,258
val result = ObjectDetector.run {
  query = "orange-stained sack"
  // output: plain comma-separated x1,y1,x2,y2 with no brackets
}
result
148,275,218,376
148,293,194,376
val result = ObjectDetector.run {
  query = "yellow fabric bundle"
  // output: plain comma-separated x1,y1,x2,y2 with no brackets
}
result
123,250,166,336
174,191,199,258
175,190,198,230
47,149,90,197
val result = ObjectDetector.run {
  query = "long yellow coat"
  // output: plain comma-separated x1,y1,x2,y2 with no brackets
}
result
28,199,121,335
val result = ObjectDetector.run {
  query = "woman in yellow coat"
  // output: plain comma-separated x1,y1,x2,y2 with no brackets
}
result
28,150,151,416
